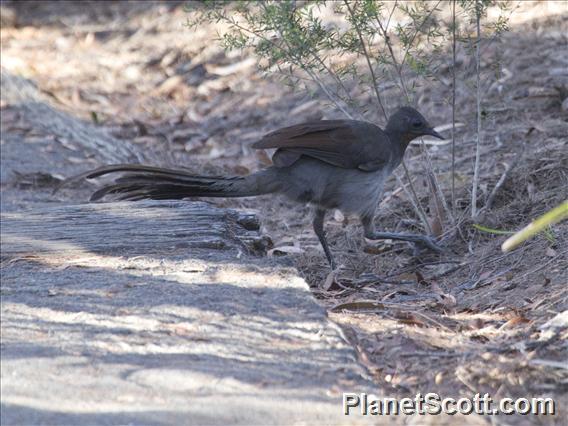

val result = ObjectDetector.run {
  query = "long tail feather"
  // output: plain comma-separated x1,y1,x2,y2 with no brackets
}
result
56,164,278,202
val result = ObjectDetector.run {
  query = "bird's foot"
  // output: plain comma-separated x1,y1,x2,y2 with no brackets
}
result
412,236,444,254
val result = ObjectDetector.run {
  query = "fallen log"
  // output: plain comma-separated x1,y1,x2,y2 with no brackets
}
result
1,200,269,260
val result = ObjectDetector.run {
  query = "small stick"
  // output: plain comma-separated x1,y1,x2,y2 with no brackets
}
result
451,0,457,216
483,158,517,212
471,0,483,218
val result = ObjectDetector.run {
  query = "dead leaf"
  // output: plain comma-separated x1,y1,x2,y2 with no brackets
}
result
435,372,444,385
499,313,531,330
156,75,184,96
171,127,203,144
415,271,429,286
267,246,304,256
331,300,385,312
205,58,256,76
526,87,559,98
394,312,426,327
255,149,273,167
322,270,344,291
363,242,392,255
55,137,79,151
232,165,250,175
431,282,457,308
333,209,345,223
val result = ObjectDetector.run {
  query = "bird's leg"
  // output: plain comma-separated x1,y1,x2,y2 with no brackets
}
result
313,209,337,269
360,214,443,253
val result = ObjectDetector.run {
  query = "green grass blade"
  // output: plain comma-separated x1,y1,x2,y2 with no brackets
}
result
502,200,568,252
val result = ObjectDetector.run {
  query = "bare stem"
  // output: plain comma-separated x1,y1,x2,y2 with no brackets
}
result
372,1,440,233
400,162,433,235
421,143,455,225
384,0,398,34
471,0,482,218
374,9,410,102
451,0,457,216
343,0,388,121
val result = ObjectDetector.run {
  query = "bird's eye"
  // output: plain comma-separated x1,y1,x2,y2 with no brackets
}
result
412,120,422,128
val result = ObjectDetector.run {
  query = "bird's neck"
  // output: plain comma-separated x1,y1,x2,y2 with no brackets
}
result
385,129,413,157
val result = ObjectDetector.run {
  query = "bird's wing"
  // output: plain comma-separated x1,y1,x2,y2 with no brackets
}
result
252,120,393,171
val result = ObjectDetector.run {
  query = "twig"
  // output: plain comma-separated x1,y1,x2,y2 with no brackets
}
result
384,0,398,34
451,0,457,216
400,0,443,67
529,359,568,370
343,0,388,121
422,144,455,226
304,67,355,119
396,166,432,235
371,3,436,235
375,2,452,233
456,369,477,393
400,351,470,358
413,311,454,333
374,8,410,102
427,262,469,281
471,0,483,218
483,159,517,212
267,3,354,108
219,11,355,118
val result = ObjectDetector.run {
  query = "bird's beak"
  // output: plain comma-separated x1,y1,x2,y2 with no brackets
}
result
425,127,444,140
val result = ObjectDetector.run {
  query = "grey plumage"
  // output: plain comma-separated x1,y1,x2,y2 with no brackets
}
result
61,106,444,269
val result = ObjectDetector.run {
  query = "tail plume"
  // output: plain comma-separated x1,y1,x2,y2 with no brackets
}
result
59,164,276,202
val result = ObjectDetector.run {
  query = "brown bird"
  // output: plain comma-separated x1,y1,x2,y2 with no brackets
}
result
64,106,444,269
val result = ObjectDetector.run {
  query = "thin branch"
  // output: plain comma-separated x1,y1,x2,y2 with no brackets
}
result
482,157,519,212
271,4,354,104
258,3,357,118
343,0,388,121
400,0,443,67
451,0,457,216
219,11,354,118
397,164,433,235
373,2,440,233
380,0,451,233
421,143,455,225
374,9,410,102
384,0,398,34
471,0,483,218
377,4,453,232
304,67,355,119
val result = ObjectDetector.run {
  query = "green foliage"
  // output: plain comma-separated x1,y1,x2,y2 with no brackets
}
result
472,223,514,235
186,1,511,121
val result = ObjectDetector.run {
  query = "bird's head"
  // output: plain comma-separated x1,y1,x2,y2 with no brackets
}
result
386,106,444,145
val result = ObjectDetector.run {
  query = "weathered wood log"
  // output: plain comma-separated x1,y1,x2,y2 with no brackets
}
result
1,199,377,426
1,200,269,259
1,71,141,163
